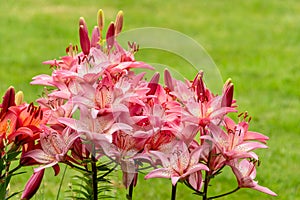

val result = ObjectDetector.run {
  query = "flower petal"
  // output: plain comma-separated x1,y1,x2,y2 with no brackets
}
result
144,168,172,180
252,184,277,196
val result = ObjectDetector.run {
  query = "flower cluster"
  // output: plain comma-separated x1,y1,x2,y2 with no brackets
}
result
0,87,49,199
0,9,276,200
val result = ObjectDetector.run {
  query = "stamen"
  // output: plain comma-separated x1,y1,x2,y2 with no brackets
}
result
78,56,81,65
39,110,43,120
34,107,41,118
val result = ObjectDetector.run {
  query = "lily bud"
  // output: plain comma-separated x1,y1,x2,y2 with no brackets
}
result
79,17,88,31
21,169,45,200
192,71,206,102
97,9,105,42
97,9,104,32
221,78,234,107
79,19,91,55
115,10,124,36
15,90,24,105
0,87,15,118
164,69,174,91
147,72,160,95
106,22,115,51
91,26,100,48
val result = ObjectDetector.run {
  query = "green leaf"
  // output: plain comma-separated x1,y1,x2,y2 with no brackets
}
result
0,157,4,172
6,151,21,162
5,191,22,200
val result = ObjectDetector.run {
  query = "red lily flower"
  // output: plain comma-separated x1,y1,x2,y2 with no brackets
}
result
8,102,50,144
0,87,17,149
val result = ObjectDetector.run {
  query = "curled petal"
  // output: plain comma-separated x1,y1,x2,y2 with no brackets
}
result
149,150,170,168
52,164,60,176
182,163,209,178
188,171,203,192
252,184,277,196
244,131,269,144
144,168,172,180
23,149,53,164
235,142,268,152
33,161,58,174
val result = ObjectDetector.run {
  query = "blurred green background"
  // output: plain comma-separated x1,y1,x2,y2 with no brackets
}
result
1,0,299,199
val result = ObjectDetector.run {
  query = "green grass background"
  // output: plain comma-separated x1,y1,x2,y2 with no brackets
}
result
1,0,299,199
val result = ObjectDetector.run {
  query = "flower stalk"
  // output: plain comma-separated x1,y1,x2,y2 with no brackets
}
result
91,149,98,200
171,183,177,200
207,187,240,200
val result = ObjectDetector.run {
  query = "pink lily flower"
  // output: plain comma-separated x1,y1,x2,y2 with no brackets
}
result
35,96,74,126
97,129,149,189
22,125,79,173
58,105,132,145
229,159,277,196
207,123,268,160
145,141,209,186
224,116,269,144
183,96,236,128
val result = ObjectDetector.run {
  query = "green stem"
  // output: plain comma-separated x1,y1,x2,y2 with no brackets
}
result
0,164,21,180
56,165,67,200
202,170,210,200
211,164,225,177
202,126,213,200
207,187,240,199
184,180,203,196
91,154,98,200
171,183,177,200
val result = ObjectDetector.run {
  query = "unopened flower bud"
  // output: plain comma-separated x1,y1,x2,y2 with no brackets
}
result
97,9,105,43
147,72,160,95
79,19,91,55
97,9,104,32
79,17,88,31
106,22,115,51
221,78,234,107
115,10,124,36
15,91,24,105
21,169,45,200
1,87,16,115
91,26,100,48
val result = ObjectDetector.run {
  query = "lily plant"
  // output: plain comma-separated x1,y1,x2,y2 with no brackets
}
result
0,8,277,200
